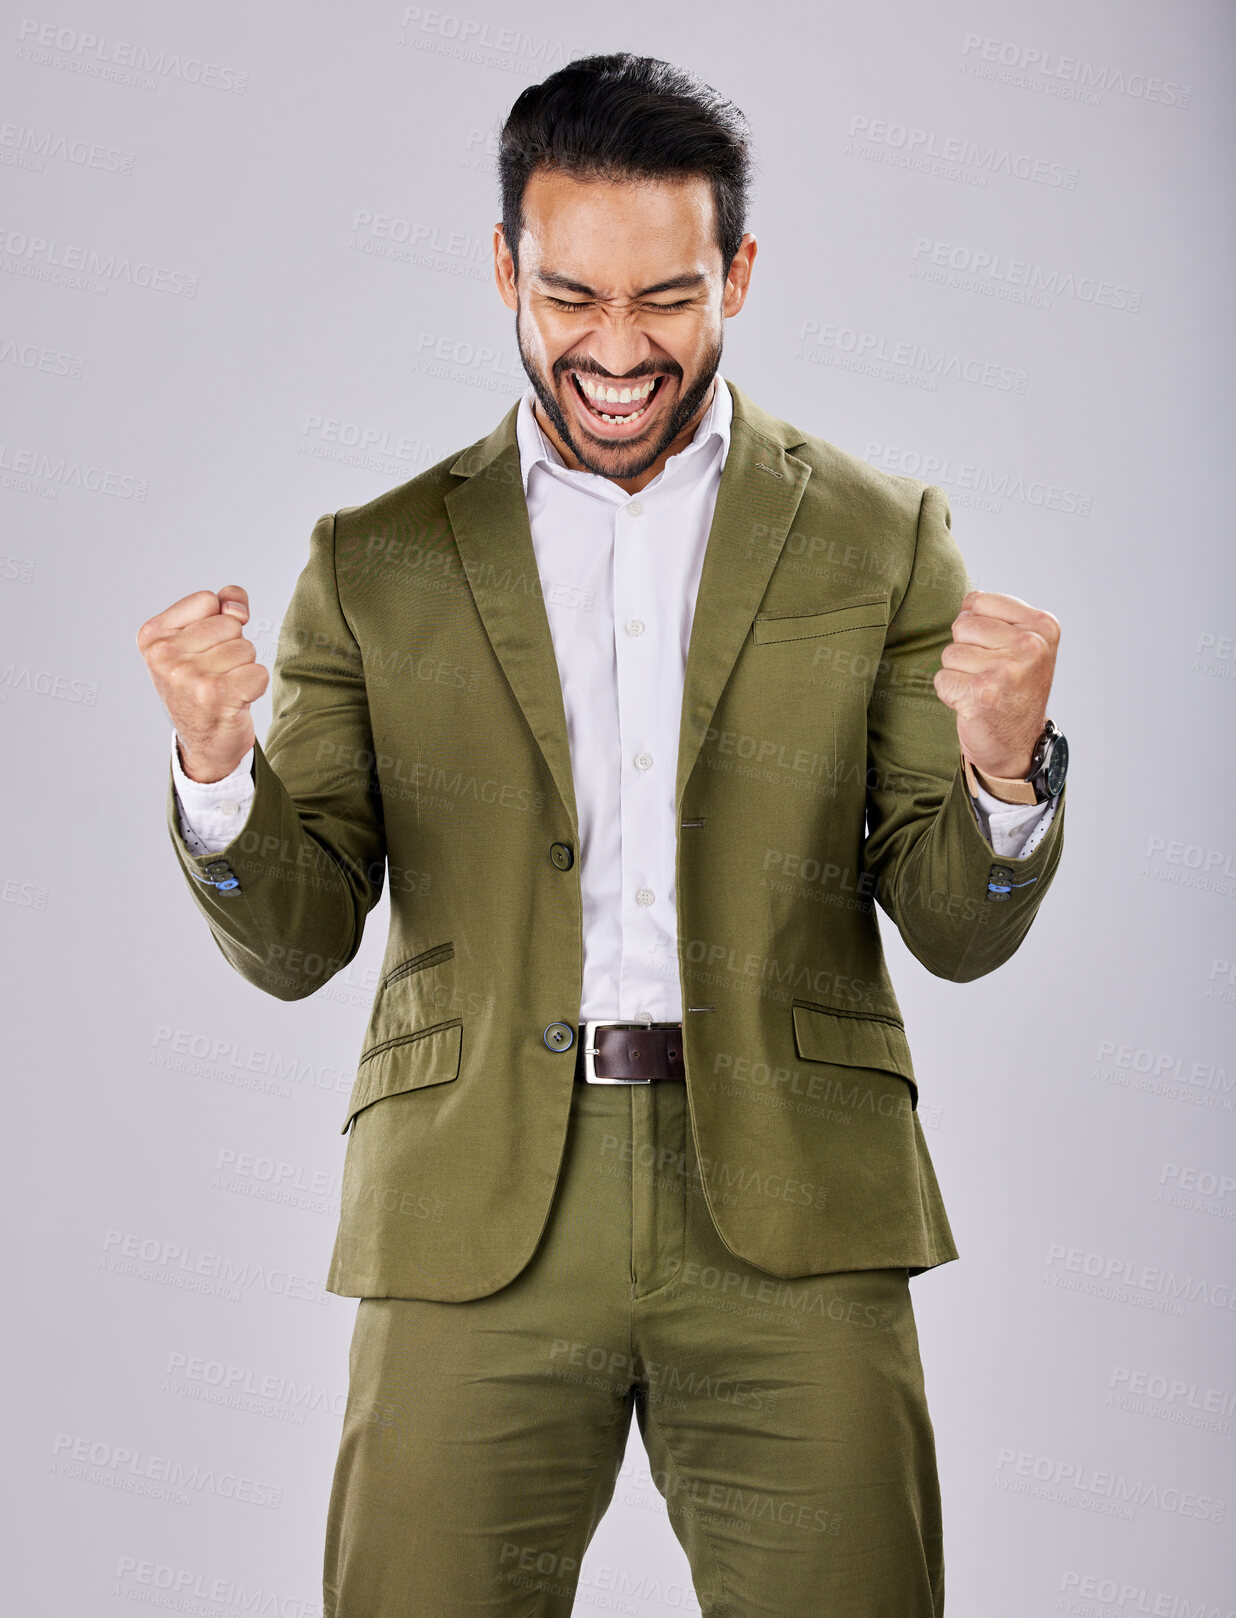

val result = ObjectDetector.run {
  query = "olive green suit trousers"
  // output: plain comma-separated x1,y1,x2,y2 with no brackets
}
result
323,1076,943,1616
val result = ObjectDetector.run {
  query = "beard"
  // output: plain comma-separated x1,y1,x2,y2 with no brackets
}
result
515,306,723,481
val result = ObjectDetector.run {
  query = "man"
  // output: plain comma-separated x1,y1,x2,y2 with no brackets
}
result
137,53,1067,1618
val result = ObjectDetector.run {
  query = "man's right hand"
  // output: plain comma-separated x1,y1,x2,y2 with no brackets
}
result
136,586,269,783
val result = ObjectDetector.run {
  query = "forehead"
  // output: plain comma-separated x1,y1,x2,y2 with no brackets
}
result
517,169,719,286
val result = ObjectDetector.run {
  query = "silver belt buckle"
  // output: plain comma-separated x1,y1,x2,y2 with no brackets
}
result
581,1019,653,1084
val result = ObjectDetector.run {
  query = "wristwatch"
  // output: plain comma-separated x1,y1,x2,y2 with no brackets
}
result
961,717,1068,805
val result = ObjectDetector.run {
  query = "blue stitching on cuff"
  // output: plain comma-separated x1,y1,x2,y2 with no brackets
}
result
190,871,240,892
987,875,1038,895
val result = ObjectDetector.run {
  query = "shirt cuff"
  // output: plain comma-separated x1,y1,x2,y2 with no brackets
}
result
170,728,256,855
969,777,1059,860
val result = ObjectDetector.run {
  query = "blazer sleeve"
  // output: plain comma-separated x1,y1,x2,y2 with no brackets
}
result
164,511,386,999
860,484,1066,982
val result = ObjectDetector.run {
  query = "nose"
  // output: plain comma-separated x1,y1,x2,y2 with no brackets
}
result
581,316,660,381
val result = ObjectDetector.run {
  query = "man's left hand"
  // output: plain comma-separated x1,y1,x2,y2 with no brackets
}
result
933,589,1060,777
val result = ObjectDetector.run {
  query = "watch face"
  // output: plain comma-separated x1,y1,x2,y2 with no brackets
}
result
1044,733,1068,795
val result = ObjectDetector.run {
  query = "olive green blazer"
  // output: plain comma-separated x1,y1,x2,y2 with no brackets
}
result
166,381,1066,1300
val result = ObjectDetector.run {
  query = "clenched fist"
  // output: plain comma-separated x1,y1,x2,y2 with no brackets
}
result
934,588,1060,778
136,586,268,783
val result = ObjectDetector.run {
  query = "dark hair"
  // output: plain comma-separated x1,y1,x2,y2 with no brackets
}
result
498,53,753,277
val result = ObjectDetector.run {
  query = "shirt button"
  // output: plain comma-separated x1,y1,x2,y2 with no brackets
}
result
218,800,240,816
625,619,645,637
634,751,653,771
635,888,655,907
625,499,644,518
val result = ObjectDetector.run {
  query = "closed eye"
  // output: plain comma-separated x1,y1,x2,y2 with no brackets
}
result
543,296,696,313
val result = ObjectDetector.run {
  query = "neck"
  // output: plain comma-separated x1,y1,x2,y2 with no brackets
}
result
533,377,718,496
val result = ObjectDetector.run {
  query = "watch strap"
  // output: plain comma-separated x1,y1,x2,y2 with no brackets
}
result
960,748,1040,806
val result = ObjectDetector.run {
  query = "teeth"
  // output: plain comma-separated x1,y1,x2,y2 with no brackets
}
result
574,374,663,427
577,374,658,406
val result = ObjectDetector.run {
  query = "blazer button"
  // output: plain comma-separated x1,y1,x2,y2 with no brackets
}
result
987,862,1014,902
543,1022,575,1051
202,858,241,895
549,842,574,871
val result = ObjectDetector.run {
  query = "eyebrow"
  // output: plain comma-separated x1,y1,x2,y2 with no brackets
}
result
534,271,708,299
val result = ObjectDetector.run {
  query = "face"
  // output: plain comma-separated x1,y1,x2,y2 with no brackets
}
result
494,170,756,489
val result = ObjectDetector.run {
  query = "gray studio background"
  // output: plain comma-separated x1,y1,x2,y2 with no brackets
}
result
3,2,1233,1613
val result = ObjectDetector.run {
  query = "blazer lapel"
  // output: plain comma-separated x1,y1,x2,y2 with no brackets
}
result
442,381,812,839
444,408,581,841
674,383,811,809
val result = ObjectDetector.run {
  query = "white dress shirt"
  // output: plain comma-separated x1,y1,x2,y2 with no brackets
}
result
171,376,1057,1017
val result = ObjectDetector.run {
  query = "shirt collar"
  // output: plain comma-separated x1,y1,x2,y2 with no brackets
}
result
515,372,732,496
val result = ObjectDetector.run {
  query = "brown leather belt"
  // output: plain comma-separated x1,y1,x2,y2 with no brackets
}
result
574,1021,685,1083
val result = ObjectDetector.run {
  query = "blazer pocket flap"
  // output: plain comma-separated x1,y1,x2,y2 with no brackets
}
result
342,1021,463,1133
752,594,888,645
791,1003,917,1108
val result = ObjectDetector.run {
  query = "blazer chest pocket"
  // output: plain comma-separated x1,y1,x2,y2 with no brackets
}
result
791,1000,918,1111
752,591,889,646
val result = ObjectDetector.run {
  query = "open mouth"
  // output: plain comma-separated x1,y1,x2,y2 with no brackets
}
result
568,371,668,435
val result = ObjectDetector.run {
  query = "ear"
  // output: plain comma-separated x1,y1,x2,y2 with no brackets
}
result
493,223,518,311
722,233,757,318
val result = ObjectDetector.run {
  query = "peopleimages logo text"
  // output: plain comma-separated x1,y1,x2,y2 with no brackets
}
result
911,238,1141,312
960,34,1191,107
